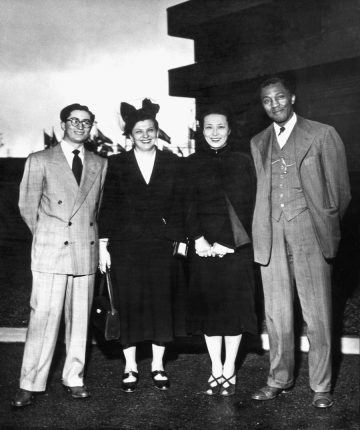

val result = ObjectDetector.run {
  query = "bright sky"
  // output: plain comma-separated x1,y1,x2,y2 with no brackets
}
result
0,0,194,157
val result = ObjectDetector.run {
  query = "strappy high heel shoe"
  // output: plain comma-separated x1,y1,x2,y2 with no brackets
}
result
220,374,236,396
121,370,139,393
205,374,223,395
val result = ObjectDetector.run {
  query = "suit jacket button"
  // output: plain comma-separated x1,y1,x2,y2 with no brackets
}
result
90,241,95,245
90,222,94,226
58,200,62,204
64,241,69,245
68,222,72,226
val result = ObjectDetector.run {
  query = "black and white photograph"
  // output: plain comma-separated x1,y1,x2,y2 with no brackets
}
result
0,1,359,429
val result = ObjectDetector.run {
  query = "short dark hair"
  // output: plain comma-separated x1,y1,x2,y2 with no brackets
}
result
259,75,295,96
60,103,95,123
198,104,234,130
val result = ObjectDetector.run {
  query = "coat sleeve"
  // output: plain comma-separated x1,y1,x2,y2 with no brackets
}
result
321,126,351,219
166,156,187,242
98,157,119,239
18,154,44,235
97,157,108,219
184,156,204,241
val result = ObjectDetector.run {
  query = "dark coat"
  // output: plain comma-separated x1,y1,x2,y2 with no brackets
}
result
99,148,185,243
185,142,256,249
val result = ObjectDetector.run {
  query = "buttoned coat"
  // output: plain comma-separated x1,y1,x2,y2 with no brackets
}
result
19,144,108,275
251,116,351,265
99,148,185,242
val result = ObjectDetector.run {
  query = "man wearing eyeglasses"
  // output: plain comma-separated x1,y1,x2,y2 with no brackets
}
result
12,103,108,407
250,76,351,408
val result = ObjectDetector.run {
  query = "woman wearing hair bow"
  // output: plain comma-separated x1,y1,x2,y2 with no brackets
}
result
98,99,185,393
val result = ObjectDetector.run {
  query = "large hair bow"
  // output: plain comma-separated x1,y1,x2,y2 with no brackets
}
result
120,98,160,124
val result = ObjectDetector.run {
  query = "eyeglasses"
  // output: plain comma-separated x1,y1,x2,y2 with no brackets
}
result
66,117,93,128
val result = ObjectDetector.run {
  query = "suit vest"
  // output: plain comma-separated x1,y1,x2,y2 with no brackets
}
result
271,129,308,221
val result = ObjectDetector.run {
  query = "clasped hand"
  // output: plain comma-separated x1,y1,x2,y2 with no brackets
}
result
195,236,234,258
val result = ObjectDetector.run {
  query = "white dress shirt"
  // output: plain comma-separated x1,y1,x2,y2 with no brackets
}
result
60,140,84,169
273,113,297,149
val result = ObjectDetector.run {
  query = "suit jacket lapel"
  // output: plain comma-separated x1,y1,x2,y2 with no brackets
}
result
258,125,273,168
257,125,273,197
294,116,314,167
128,148,161,188
127,149,149,187
50,144,79,197
72,150,100,216
147,148,163,187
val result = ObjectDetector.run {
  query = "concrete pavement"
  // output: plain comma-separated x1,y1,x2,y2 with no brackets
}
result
1,338,359,430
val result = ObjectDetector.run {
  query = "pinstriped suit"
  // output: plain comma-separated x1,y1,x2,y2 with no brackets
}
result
18,144,107,391
251,116,351,393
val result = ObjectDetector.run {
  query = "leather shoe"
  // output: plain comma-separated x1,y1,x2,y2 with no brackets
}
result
11,389,34,408
63,385,90,399
312,392,334,408
151,370,170,390
252,385,288,401
121,371,139,393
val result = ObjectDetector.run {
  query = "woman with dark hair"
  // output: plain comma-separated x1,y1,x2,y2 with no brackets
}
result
98,99,185,393
186,106,257,396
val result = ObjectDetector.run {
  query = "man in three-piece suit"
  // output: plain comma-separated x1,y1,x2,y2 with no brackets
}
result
12,103,108,407
250,77,351,408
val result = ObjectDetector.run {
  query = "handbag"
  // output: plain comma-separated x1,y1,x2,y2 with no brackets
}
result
91,269,121,341
173,240,189,257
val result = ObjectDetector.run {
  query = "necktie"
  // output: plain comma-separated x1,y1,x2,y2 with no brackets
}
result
278,126,285,136
72,149,82,185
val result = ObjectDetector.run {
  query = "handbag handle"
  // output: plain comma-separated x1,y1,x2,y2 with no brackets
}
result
99,269,117,314
105,269,117,315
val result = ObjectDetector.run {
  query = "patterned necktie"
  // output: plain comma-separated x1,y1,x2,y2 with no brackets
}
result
278,126,285,136
72,149,82,185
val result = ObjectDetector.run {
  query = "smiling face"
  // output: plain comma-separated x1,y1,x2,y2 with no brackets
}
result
203,113,231,150
131,119,158,152
61,109,92,147
261,82,296,126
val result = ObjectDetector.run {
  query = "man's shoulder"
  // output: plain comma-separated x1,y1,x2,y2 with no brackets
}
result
88,150,107,162
27,146,58,162
296,116,334,135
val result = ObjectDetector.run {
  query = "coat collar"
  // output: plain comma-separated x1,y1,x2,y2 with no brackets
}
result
128,147,166,187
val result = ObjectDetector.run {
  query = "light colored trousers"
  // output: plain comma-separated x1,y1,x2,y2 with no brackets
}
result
261,210,332,393
20,272,95,392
